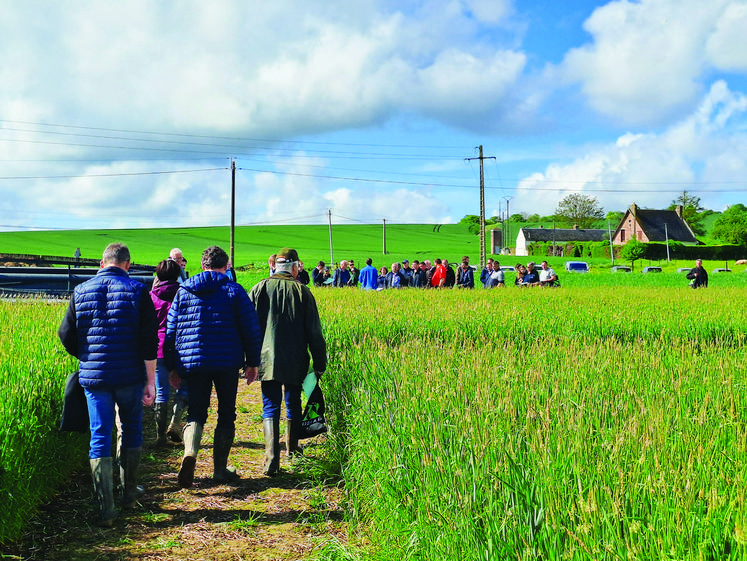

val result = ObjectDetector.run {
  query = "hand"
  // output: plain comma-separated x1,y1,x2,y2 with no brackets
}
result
314,370,324,381
169,370,181,391
142,382,155,407
244,366,259,385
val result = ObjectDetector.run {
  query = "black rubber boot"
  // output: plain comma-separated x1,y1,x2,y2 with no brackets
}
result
154,403,168,447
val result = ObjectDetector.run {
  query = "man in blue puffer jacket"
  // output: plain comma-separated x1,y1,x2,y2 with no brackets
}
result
59,243,158,527
165,245,261,488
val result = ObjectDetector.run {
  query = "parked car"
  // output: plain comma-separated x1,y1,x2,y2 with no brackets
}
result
711,268,731,273
610,266,631,273
564,261,589,273
499,265,515,272
676,267,691,273
642,266,662,273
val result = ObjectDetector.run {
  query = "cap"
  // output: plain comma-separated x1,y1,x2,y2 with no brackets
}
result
403,259,409,264
276,247,299,263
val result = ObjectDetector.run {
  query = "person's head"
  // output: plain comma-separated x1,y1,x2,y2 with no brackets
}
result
156,258,182,282
380,266,388,275
541,261,549,270
420,261,427,271
201,246,229,272
696,259,703,267
435,258,442,265
487,258,494,270
424,259,431,268
443,259,449,267
412,260,419,268
298,261,304,270
317,261,325,270
101,243,130,270
461,260,469,270
462,255,469,263
349,259,355,269
402,259,409,268
494,261,500,269
392,262,401,273
275,248,300,277
366,258,373,266
340,260,349,270
268,254,277,269
527,261,535,271
169,248,186,269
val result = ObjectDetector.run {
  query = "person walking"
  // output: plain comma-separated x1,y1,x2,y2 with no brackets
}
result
58,243,158,527
165,246,262,488
686,259,708,289
248,248,327,476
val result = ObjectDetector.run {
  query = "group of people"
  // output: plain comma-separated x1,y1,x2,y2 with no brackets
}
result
300,256,560,290
59,243,326,527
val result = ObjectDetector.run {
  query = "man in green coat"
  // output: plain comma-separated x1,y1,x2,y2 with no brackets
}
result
247,247,327,475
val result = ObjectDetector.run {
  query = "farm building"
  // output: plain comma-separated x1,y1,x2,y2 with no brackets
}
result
514,226,606,257
611,204,698,245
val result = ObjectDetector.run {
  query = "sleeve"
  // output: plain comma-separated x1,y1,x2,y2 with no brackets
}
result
138,288,159,361
237,288,262,368
58,296,79,358
685,268,696,280
164,293,180,370
304,290,327,373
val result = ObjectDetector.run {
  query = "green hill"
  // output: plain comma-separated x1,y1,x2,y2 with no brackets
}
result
0,224,485,273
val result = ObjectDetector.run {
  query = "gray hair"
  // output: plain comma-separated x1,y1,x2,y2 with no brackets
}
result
102,243,130,265
275,261,296,273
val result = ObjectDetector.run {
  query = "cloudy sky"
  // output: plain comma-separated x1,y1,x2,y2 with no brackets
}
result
1,0,747,230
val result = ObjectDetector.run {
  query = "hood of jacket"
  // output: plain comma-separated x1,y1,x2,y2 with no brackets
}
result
181,270,229,296
151,279,180,302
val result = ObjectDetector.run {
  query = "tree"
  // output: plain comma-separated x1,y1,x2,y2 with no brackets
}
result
668,190,706,236
712,205,747,245
509,213,526,223
606,211,624,224
555,193,605,229
621,239,647,271
459,215,480,235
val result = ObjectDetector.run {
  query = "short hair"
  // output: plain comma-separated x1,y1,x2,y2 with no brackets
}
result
435,258,442,265
366,258,373,266
318,261,325,267
201,245,229,270
169,247,183,259
102,243,130,265
156,258,182,282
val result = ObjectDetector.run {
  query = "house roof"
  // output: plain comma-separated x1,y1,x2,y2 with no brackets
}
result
631,209,698,243
519,228,607,243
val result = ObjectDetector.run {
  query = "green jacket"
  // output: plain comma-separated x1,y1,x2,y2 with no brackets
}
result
248,272,327,385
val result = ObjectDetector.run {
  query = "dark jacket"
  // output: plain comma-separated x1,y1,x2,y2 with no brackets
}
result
444,265,456,288
410,268,426,288
165,271,261,376
249,272,327,385
456,267,474,288
58,266,158,388
297,269,310,286
333,268,351,287
686,266,708,288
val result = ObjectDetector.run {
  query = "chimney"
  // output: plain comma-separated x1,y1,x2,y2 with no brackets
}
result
675,205,683,218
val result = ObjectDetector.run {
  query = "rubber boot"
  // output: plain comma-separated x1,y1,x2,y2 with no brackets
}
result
212,427,239,482
90,457,117,527
178,422,203,488
154,402,168,447
120,447,145,508
285,418,302,458
166,394,188,444
263,417,280,476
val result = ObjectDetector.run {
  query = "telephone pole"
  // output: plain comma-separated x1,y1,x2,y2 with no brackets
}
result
230,160,236,269
327,209,334,266
466,146,495,268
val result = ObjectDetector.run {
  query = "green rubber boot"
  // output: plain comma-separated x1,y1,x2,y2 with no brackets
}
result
285,418,303,458
178,422,203,488
90,457,117,527
263,417,280,476
212,427,239,482
120,447,145,508
166,394,188,444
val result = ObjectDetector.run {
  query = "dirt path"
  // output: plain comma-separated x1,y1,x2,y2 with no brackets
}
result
4,382,346,560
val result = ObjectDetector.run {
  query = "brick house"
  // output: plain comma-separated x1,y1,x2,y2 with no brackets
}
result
611,204,698,245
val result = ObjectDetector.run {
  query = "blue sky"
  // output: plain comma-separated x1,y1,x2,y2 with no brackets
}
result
1,0,746,231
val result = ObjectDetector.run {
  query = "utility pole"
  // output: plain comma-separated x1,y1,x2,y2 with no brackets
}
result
382,219,387,255
503,196,513,255
230,160,236,269
327,209,334,266
465,146,495,268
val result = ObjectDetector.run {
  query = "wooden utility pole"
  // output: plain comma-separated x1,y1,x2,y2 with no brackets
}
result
465,146,495,268
328,209,334,266
382,219,387,255
230,160,236,269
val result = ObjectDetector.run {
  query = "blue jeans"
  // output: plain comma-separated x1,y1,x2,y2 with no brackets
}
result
155,358,188,404
262,381,302,421
84,384,144,459
186,369,239,430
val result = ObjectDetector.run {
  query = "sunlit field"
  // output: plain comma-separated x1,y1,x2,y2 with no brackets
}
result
2,277,746,558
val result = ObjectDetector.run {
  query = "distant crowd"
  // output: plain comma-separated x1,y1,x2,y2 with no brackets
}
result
266,254,561,290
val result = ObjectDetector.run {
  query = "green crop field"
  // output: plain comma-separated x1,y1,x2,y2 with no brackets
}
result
1,227,747,558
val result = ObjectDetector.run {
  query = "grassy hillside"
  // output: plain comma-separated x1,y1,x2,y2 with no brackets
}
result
0,223,482,273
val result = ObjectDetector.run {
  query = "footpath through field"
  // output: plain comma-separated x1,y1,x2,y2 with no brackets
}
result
3,382,345,560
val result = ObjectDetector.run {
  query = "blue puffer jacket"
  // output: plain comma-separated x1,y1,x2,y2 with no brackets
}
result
165,271,261,376
70,267,157,388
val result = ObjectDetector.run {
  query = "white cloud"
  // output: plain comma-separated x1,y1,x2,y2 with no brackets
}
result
560,0,746,125
516,81,747,216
